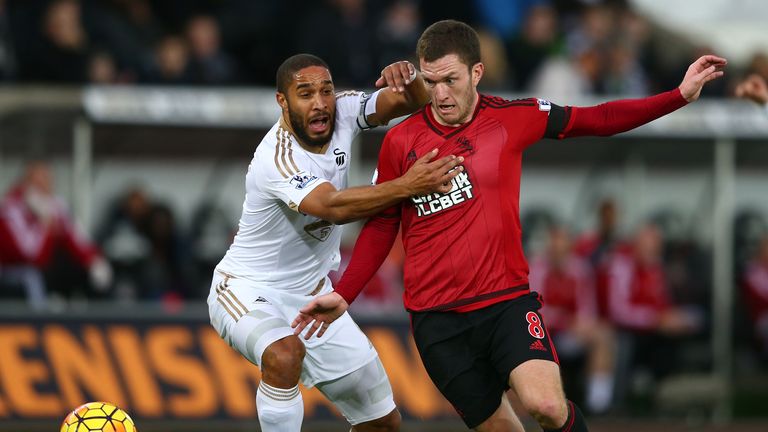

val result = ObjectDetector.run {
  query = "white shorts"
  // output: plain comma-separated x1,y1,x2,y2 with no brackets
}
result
207,271,394,423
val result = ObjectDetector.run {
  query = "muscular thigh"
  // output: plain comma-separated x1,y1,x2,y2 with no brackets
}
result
315,357,396,426
207,272,294,366
487,293,559,381
207,272,378,387
411,310,506,429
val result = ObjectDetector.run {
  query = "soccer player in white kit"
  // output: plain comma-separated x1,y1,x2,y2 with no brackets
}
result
207,53,464,432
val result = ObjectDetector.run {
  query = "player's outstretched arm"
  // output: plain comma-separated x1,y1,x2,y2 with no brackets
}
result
735,74,768,105
299,150,463,224
366,61,431,126
292,292,349,339
558,55,727,139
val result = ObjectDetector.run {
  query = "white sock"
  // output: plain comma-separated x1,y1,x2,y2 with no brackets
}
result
256,381,303,432
586,373,614,413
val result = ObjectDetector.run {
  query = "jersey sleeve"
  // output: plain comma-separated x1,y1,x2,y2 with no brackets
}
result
501,98,570,150
335,130,403,304
257,147,330,212
335,90,383,133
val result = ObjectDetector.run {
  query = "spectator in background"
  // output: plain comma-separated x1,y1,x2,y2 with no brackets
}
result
529,44,601,101
0,0,16,80
143,203,193,303
506,3,563,91
476,29,510,90
529,226,616,414
745,52,768,84
296,0,381,88
565,4,613,64
87,49,119,83
84,0,162,81
97,186,191,304
736,73,768,110
188,202,236,298
603,224,700,384
0,161,111,309
141,34,191,84
375,0,420,70
185,14,237,85
603,40,648,96
742,235,768,358
97,186,152,300
575,198,626,270
22,0,90,82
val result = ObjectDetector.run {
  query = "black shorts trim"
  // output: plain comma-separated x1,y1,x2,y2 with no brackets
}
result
410,292,557,428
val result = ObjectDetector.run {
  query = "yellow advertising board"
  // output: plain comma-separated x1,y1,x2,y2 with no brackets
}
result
0,318,458,428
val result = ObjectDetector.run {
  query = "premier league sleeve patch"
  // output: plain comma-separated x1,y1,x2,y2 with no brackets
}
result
537,98,552,112
289,171,319,190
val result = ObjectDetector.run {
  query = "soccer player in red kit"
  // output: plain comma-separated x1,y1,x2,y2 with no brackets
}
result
293,20,726,432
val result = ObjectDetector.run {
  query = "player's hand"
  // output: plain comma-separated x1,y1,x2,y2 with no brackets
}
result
399,149,464,196
376,61,417,93
678,55,727,102
735,74,768,105
291,292,349,339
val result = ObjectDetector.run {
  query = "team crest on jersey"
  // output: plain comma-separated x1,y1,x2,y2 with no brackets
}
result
537,98,551,112
290,171,319,190
304,219,334,241
411,166,474,217
333,148,347,168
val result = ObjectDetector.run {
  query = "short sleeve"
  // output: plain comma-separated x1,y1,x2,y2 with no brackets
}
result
256,144,330,212
335,89,383,133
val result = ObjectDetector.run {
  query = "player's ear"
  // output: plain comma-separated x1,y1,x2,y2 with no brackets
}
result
276,92,288,111
471,62,484,87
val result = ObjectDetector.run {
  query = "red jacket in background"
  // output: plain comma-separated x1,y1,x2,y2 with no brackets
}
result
529,254,597,332
603,253,671,331
0,185,98,269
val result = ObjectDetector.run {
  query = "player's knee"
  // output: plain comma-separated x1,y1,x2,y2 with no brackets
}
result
261,336,305,384
355,409,401,432
521,396,567,429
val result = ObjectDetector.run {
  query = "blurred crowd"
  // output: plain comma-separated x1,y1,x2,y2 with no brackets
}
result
2,160,768,414
0,0,767,98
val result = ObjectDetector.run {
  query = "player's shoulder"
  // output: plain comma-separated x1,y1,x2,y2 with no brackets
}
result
334,89,370,128
334,89,366,112
387,105,429,137
253,123,310,178
335,90,364,100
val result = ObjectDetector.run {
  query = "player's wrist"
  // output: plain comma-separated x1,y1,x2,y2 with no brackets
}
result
386,176,415,199
332,289,352,307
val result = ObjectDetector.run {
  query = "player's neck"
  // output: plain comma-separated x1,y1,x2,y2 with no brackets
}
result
279,116,330,154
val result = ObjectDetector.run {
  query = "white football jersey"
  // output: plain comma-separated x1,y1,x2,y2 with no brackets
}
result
216,90,380,295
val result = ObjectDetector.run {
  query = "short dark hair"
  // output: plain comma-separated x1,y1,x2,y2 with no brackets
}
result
417,20,481,68
276,54,330,94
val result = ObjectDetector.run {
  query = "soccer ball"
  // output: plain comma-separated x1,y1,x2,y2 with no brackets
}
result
60,402,137,432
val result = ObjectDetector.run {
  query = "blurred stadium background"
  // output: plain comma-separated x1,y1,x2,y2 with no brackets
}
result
1,0,768,431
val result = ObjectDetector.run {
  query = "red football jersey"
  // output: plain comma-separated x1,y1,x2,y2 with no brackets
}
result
375,95,568,312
